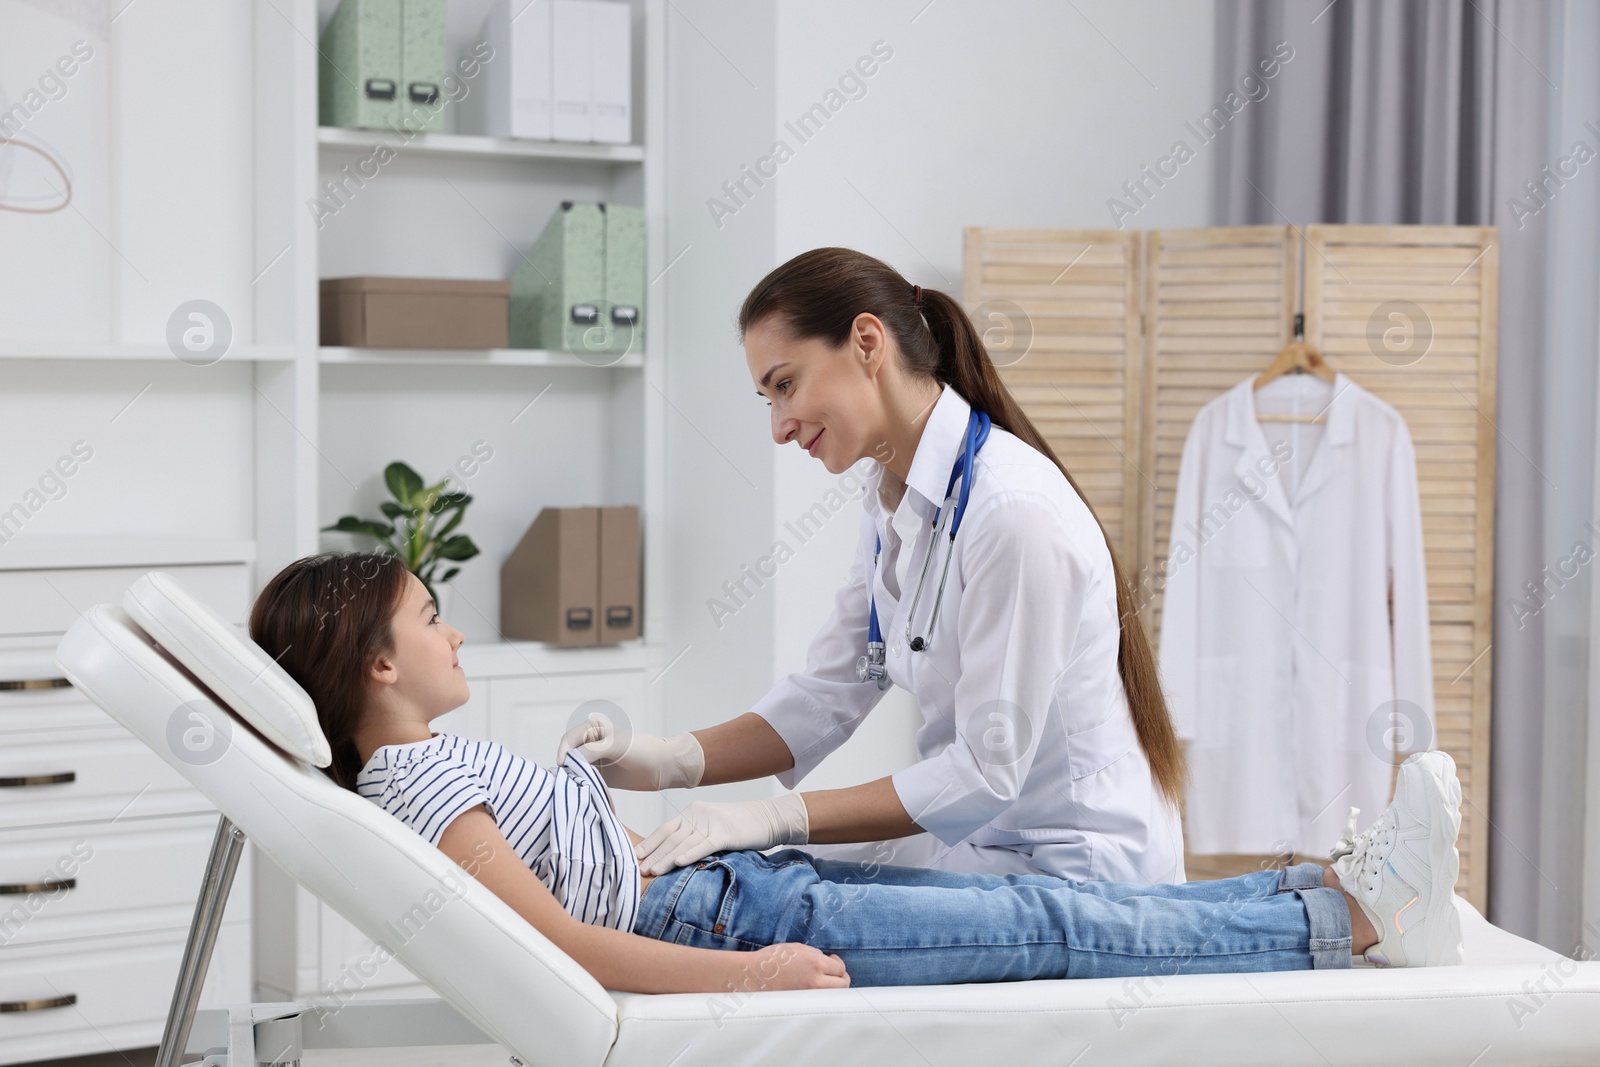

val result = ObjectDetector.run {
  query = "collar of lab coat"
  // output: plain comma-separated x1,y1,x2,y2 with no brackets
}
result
902,382,974,515
1223,371,1359,525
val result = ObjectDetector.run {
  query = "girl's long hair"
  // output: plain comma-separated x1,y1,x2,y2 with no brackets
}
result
248,552,412,791
738,247,1186,808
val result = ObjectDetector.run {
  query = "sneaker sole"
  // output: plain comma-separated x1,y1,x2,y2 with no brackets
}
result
1405,751,1463,966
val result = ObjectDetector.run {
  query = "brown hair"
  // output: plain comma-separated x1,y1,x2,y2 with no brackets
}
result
738,247,1186,808
248,552,412,791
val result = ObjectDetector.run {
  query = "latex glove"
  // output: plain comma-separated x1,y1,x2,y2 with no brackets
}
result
635,795,810,875
555,714,705,791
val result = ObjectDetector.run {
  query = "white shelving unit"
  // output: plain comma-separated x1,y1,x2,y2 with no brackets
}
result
0,0,670,1033
318,123,647,163
318,345,644,367
247,0,669,1007
0,342,299,362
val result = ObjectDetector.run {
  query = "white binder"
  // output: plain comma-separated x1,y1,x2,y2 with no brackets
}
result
589,0,632,144
551,0,592,141
465,0,553,140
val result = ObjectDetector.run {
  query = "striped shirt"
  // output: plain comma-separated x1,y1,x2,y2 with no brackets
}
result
355,732,641,932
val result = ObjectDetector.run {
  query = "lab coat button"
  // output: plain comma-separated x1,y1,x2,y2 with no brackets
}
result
891,643,900,656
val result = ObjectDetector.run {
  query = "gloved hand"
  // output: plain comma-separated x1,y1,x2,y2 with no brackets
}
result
555,713,706,791
634,795,810,875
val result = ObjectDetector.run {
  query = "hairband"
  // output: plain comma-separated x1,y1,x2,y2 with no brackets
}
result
913,284,923,307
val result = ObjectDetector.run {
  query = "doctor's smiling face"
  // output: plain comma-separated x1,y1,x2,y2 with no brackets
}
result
746,310,928,480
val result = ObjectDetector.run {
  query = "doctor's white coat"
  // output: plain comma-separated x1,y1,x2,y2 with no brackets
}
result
752,385,1186,885
1158,372,1435,856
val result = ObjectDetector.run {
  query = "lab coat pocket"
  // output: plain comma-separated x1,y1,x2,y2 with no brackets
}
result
1064,711,1139,781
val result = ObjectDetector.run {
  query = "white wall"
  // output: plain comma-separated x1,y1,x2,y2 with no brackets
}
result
662,0,1218,792
657,1,782,804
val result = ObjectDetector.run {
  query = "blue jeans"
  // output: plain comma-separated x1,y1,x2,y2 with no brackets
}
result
633,848,1351,987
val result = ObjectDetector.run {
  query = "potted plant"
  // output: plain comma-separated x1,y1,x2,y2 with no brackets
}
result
322,461,481,615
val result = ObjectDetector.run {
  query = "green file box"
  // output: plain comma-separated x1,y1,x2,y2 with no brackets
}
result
603,204,646,356
511,201,606,352
398,0,446,132
319,0,446,132
510,201,647,355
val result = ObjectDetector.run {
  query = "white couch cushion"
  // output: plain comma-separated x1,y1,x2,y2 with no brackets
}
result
122,570,331,767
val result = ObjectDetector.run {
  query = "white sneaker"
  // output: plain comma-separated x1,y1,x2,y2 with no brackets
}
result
1328,750,1463,967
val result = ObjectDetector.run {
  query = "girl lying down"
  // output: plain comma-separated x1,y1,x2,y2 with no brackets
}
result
249,552,1466,993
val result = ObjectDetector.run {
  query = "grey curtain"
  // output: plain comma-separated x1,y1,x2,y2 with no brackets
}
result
1213,0,1596,953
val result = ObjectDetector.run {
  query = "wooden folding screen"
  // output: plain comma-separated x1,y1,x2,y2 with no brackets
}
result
962,224,1498,910
960,230,1144,565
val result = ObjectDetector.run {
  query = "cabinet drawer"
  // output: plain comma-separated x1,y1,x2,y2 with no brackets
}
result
0,563,249,637
0,813,249,946
0,920,248,1065
0,685,111,735
0,725,208,829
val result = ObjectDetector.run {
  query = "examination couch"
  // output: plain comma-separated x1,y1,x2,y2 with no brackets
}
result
49,573,1600,1067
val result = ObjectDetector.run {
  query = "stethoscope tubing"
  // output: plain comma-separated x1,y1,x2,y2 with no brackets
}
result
857,409,991,688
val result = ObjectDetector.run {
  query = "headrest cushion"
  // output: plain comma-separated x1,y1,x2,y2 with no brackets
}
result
122,571,331,767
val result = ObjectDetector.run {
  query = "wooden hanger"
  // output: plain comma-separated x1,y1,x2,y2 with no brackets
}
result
1255,313,1334,422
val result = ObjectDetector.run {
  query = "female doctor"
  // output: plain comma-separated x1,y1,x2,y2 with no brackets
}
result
560,247,1188,885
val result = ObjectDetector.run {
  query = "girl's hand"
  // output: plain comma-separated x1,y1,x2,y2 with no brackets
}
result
740,943,849,990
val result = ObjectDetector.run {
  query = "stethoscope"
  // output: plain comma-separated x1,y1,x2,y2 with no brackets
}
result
856,408,991,689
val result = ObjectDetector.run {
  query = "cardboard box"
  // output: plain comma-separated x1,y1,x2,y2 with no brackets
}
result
501,505,640,645
597,505,641,642
320,276,512,348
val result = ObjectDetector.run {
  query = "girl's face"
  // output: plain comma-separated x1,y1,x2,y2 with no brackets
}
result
373,571,469,718
745,313,888,476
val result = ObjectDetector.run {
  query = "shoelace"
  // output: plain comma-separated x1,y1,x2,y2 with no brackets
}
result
1329,805,1396,895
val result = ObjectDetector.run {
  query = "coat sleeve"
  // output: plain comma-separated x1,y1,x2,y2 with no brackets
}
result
1159,418,1205,743
751,506,892,789
890,493,1090,845
1386,418,1436,747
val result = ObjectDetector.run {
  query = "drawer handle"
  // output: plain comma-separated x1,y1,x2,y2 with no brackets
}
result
0,678,71,691
1,993,77,1013
0,771,75,788
0,878,75,896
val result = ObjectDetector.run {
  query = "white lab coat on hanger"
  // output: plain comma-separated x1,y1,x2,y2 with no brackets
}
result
752,385,1186,885
1158,372,1435,856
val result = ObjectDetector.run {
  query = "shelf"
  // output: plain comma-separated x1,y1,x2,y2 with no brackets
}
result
319,346,643,368
0,535,256,572
0,342,299,362
317,126,645,164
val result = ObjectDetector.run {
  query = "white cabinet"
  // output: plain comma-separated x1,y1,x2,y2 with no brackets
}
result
0,0,669,1037
0,669,251,1066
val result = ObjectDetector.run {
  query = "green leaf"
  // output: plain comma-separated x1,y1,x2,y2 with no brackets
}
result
384,462,425,506
435,534,480,561
441,566,461,582
435,507,467,539
378,501,406,520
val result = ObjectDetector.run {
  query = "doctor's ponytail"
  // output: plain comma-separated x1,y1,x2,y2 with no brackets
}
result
740,247,1186,809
